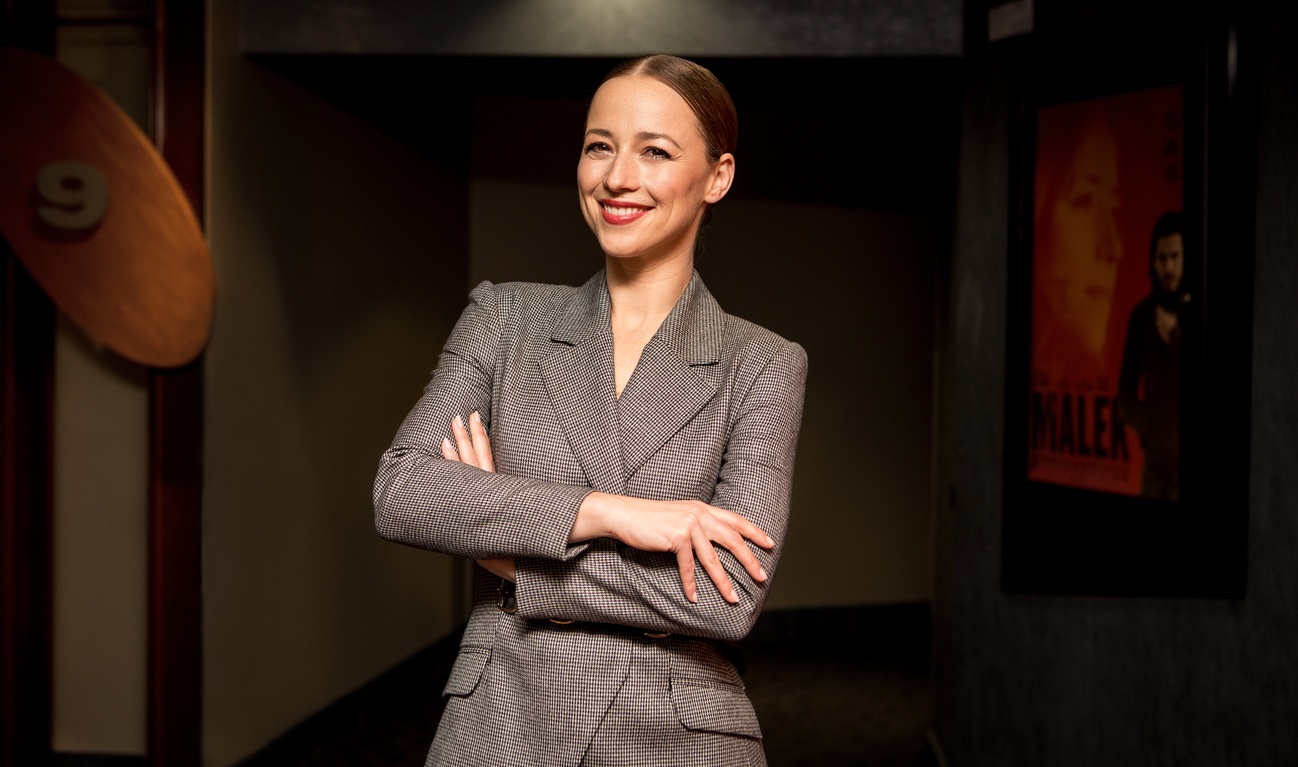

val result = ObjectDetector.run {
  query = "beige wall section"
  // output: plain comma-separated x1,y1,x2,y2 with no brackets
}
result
708,200,938,607
204,1,469,764
51,320,149,754
51,13,152,756
470,95,937,609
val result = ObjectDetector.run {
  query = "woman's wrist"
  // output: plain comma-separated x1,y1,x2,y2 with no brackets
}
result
570,491,620,543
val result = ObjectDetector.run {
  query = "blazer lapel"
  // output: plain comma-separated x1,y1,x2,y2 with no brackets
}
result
537,271,628,494
617,271,725,479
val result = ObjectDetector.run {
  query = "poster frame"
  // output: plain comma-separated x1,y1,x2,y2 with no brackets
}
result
1001,22,1253,598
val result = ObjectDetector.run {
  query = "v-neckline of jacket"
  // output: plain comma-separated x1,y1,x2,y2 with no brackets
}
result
536,269,726,493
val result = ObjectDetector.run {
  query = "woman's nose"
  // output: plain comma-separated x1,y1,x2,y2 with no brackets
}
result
605,153,639,192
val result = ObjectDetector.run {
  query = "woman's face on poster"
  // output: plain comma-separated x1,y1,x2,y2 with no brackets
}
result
1040,116,1123,361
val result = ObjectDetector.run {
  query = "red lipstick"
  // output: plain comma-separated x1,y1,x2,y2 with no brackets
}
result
599,199,651,225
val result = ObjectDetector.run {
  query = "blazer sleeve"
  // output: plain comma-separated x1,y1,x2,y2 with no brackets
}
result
373,281,594,561
510,339,809,642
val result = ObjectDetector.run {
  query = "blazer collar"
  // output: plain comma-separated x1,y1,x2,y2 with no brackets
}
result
539,269,727,490
548,270,611,348
549,269,725,366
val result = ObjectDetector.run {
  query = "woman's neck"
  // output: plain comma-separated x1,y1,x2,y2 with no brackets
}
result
605,253,694,397
604,254,693,325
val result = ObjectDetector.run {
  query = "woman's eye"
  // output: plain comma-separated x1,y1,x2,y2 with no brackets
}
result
583,142,611,155
644,146,672,159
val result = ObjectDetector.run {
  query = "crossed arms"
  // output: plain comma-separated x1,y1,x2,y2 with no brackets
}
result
373,281,807,641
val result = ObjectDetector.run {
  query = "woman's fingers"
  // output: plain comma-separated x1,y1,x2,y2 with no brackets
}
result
702,510,770,584
710,507,776,549
450,415,475,466
675,547,698,604
706,519,767,587
667,503,767,604
692,527,739,604
468,411,495,472
447,412,495,473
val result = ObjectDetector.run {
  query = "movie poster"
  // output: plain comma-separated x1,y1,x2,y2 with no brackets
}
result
1027,85,1184,498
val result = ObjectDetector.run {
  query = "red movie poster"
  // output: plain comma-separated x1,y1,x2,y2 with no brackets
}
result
1027,85,1184,498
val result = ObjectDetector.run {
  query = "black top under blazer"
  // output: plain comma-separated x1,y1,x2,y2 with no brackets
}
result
374,269,808,766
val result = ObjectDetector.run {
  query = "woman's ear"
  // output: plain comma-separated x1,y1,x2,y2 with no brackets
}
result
704,153,735,204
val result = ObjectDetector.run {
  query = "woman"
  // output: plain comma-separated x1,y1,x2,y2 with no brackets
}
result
1032,104,1124,385
374,54,807,766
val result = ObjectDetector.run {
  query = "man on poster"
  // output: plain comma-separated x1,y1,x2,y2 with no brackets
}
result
1118,211,1186,501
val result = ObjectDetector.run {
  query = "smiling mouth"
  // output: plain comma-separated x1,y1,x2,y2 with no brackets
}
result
599,200,651,224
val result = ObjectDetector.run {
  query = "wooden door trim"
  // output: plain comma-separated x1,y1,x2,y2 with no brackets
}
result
146,0,206,764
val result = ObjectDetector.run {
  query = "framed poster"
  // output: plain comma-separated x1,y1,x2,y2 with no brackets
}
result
1001,23,1254,597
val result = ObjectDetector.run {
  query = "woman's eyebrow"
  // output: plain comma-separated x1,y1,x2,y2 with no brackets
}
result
637,131,682,149
583,128,683,150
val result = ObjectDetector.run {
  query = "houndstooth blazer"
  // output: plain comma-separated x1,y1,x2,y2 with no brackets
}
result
374,269,807,766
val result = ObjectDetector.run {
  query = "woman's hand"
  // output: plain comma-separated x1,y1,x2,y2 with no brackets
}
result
572,492,774,605
443,411,516,582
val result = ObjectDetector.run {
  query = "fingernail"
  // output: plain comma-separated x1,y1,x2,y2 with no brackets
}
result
454,415,464,429
442,437,452,450
470,410,481,424
758,566,767,581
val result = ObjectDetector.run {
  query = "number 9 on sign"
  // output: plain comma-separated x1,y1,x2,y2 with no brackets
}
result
36,160,108,231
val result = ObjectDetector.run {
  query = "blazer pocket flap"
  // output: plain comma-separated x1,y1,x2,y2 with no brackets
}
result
671,681,763,739
442,648,490,698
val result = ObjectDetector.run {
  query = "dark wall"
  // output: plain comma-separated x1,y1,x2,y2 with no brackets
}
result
935,1,1297,764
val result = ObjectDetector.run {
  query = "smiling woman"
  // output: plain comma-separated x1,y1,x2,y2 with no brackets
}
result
374,55,807,766
578,74,734,271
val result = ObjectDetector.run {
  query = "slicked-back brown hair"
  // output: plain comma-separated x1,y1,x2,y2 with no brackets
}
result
600,54,737,163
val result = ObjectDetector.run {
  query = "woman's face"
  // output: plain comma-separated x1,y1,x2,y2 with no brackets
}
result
1040,117,1123,360
578,75,733,265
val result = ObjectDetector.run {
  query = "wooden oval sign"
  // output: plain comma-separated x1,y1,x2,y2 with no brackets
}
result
0,47,213,368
